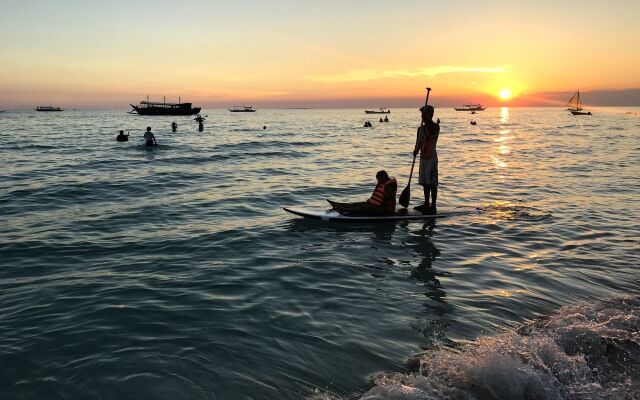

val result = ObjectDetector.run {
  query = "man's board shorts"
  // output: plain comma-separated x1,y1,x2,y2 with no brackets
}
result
418,157,438,186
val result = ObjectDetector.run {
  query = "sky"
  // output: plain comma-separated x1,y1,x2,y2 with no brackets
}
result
1,0,639,109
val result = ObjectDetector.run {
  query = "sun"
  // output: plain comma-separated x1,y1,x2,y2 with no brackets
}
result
499,88,512,100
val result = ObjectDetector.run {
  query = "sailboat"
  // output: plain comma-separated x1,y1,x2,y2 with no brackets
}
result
566,91,592,115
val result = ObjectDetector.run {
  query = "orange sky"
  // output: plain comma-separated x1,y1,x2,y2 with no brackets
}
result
1,1,638,108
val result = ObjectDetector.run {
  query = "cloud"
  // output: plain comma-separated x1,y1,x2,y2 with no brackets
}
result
306,65,507,83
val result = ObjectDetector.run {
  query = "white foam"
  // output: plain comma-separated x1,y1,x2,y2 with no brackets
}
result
356,296,640,400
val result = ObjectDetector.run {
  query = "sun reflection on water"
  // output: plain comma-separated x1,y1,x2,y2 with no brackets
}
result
500,107,510,124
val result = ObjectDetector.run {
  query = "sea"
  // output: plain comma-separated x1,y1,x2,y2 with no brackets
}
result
1,107,639,399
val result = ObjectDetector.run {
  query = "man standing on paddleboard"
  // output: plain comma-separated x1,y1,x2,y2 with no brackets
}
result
413,105,440,214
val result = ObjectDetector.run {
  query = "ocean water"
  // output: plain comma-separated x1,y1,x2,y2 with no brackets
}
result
0,107,638,399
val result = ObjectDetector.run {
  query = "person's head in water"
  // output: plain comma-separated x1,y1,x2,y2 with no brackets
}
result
420,105,434,122
118,130,124,135
376,170,390,183
263,126,267,130
146,126,151,132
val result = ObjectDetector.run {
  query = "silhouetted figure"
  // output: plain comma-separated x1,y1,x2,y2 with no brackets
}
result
380,118,384,122
263,126,267,130
364,121,373,127
413,105,440,215
437,118,440,124
143,127,157,147
116,130,129,142
194,115,204,124
198,122,204,131
470,120,477,125
384,116,389,122
171,122,177,132
327,170,397,215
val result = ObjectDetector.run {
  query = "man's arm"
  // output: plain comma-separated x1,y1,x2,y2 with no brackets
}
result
413,126,424,156
427,123,440,139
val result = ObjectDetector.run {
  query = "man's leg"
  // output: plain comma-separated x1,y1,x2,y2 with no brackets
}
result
428,158,438,214
423,185,430,208
414,185,430,212
429,185,437,214
415,158,428,211
331,201,379,215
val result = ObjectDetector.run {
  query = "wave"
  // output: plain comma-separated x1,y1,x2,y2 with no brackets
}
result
356,296,640,400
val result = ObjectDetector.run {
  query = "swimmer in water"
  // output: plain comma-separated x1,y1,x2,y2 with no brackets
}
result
143,127,157,146
116,130,129,142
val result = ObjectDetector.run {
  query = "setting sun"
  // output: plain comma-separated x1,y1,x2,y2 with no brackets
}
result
499,88,512,100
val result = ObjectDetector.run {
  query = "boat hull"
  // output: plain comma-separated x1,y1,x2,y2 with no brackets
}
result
570,110,592,115
454,107,486,111
130,105,201,116
365,110,390,114
228,109,256,112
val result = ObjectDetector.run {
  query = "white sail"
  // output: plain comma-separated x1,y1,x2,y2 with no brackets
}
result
566,91,582,111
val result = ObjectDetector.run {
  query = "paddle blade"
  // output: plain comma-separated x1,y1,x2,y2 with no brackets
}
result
398,184,410,208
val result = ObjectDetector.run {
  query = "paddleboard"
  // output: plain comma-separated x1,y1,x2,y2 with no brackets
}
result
283,206,463,222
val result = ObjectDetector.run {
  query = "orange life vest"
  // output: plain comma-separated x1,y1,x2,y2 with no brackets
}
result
367,178,397,212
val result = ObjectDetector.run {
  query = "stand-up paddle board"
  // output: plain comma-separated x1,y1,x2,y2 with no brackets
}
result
283,206,469,222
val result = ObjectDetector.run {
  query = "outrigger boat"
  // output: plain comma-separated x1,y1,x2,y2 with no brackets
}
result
35,106,63,112
454,103,486,111
129,96,201,116
229,104,256,112
364,108,390,114
566,91,592,115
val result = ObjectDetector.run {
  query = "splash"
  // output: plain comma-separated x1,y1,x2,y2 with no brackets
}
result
358,296,640,400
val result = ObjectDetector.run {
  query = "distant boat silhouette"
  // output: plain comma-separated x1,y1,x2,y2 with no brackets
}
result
35,106,63,112
566,91,592,115
454,103,486,111
130,96,201,116
365,108,390,114
229,104,256,112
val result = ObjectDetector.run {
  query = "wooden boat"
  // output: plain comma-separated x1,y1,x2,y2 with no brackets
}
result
365,108,390,114
35,106,63,112
454,103,486,111
229,104,256,112
129,96,201,116
566,91,592,115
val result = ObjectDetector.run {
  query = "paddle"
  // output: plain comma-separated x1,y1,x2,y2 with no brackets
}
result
399,87,431,208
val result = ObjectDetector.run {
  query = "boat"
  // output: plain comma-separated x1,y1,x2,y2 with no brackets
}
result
454,103,486,111
566,91,592,115
365,108,390,114
229,104,256,112
35,106,63,112
129,96,201,116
